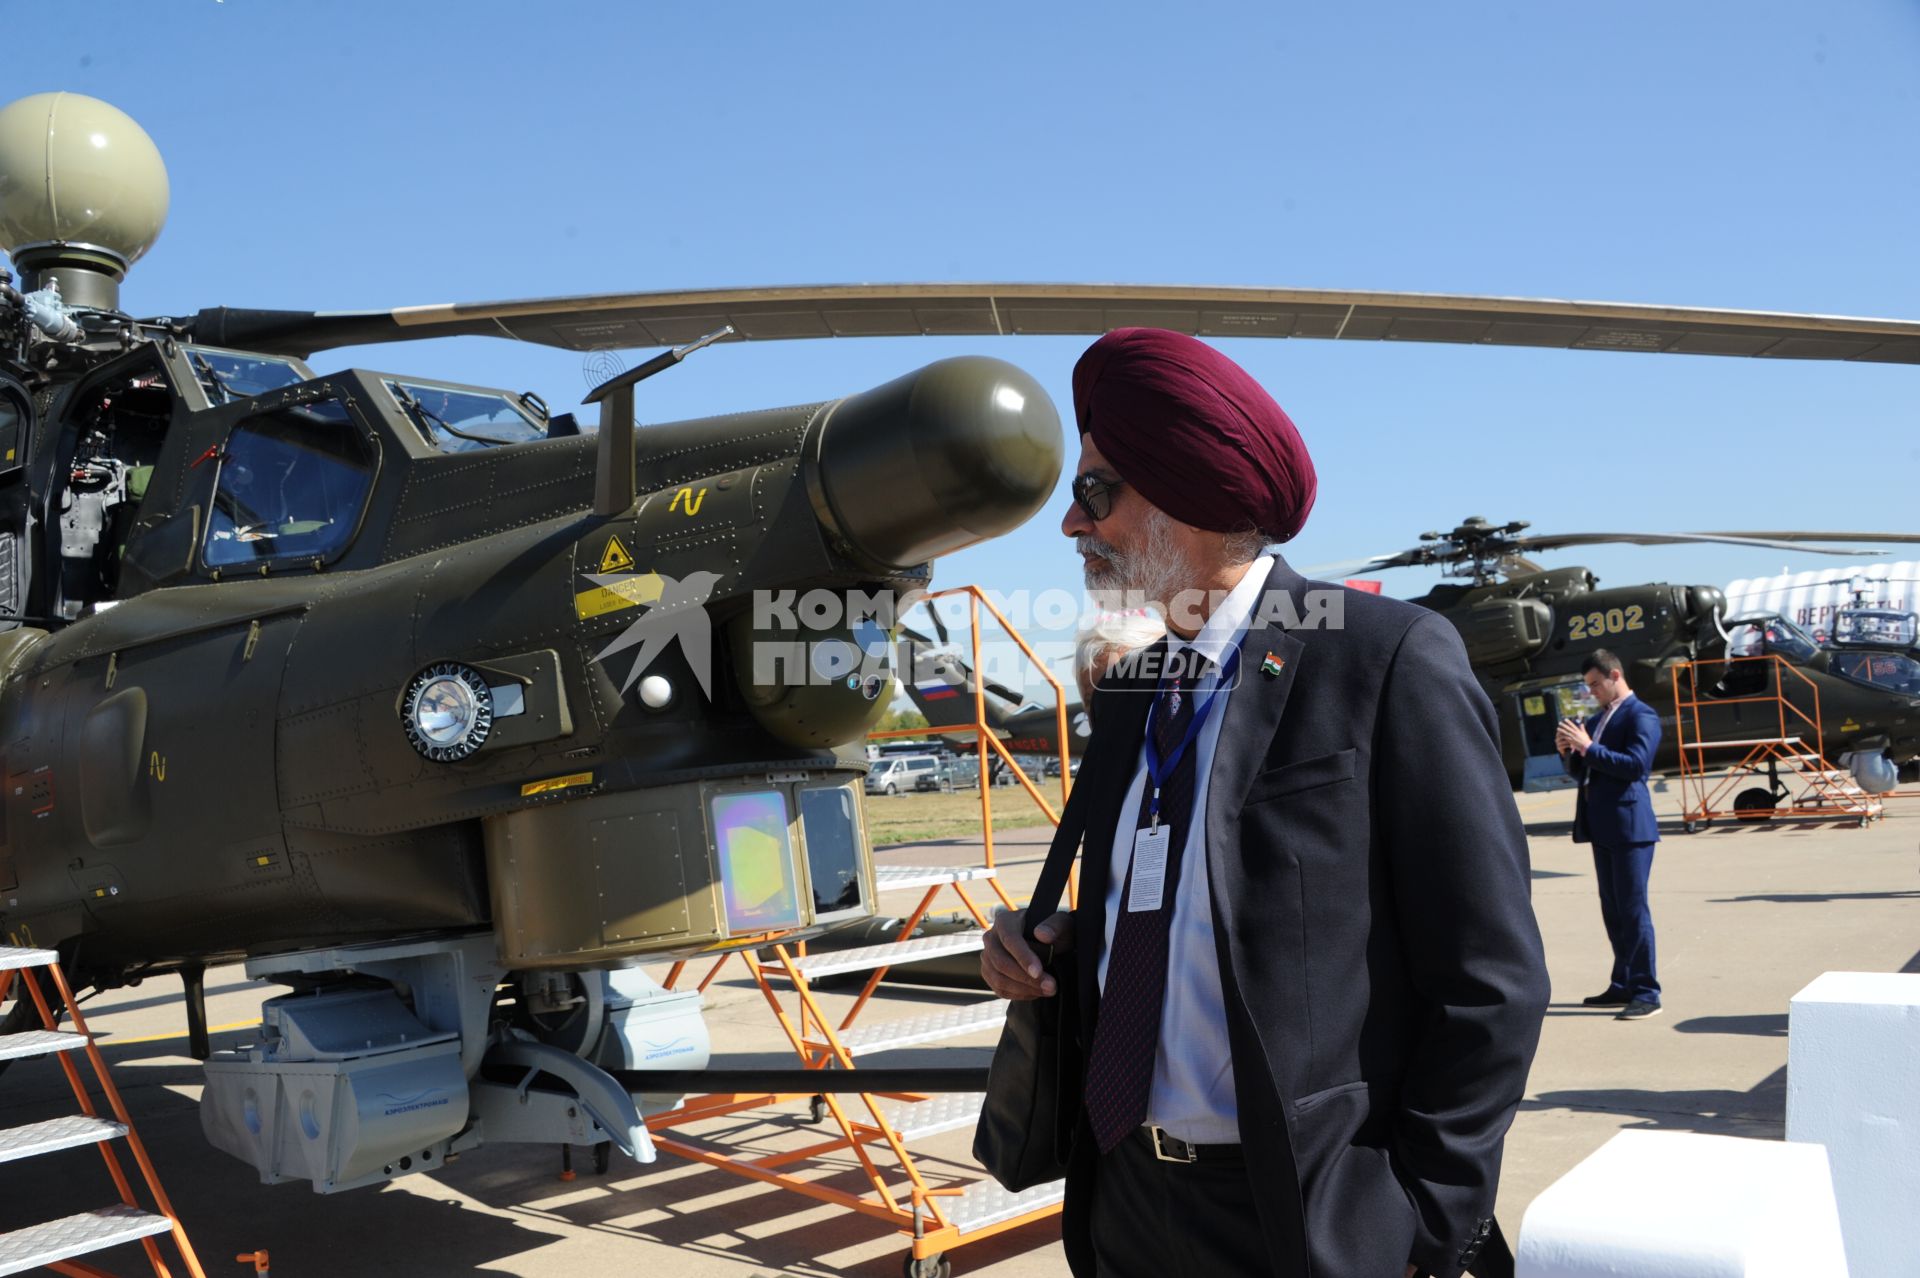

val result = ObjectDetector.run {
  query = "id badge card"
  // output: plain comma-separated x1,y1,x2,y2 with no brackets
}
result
1126,825,1172,912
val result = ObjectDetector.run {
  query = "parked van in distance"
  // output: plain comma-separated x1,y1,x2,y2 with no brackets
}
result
865,754,947,796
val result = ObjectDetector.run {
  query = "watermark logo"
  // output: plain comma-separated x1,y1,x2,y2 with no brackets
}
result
592,570,722,697
585,578,1348,702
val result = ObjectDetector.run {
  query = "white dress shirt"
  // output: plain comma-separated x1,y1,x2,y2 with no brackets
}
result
1096,554,1272,1144
1581,691,1632,786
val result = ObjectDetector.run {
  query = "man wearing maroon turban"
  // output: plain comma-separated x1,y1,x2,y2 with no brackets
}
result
983,330,1548,1278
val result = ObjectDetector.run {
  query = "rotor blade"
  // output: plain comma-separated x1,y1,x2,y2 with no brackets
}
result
178,284,1920,362
898,624,936,647
1301,549,1432,577
1513,531,1885,556
1692,530,1920,545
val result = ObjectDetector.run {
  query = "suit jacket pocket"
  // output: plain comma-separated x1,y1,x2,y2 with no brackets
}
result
1288,1079,1416,1276
1246,748,1357,805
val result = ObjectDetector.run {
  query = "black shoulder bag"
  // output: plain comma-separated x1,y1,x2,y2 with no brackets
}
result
972,775,1091,1191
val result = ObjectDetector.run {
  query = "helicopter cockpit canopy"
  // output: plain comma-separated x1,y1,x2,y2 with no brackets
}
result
1831,607,1919,651
1725,613,1821,664
381,378,546,452
1830,650,1920,697
203,396,375,567
184,345,312,404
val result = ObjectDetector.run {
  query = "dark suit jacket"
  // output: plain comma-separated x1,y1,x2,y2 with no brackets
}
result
1564,695,1662,846
1059,558,1549,1278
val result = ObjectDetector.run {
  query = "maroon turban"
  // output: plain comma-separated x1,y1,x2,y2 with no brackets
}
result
1071,328,1316,541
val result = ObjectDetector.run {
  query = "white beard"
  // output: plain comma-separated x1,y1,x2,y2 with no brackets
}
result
1078,508,1192,617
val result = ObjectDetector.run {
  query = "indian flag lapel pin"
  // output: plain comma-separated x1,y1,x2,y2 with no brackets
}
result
1260,651,1286,678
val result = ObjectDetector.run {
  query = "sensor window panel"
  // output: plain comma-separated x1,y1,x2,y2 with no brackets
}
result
711,791,802,934
800,785,864,918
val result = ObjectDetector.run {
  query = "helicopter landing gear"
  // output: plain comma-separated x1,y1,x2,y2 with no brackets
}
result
801,1094,828,1124
1733,786,1780,822
904,1253,950,1278
560,1141,615,1179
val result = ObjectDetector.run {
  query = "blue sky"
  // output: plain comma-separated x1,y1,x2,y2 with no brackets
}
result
7,1,1918,694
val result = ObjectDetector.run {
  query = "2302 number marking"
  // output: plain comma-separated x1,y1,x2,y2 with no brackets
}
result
1567,604,1645,642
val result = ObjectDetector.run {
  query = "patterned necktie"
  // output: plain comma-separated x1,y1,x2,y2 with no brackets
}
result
1084,661,1203,1153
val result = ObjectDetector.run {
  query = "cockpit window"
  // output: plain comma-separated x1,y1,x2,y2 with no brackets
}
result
383,379,545,452
204,398,374,568
184,346,312,404
1832,651,1920,696
1727,615,1820,664
1833,609,1919,649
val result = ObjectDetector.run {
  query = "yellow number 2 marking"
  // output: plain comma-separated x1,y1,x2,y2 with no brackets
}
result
1568,615,1587,641
1625,604,1644,630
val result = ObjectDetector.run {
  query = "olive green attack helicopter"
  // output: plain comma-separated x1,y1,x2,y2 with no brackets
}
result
1316,516,1920,794
3,90,1920,1193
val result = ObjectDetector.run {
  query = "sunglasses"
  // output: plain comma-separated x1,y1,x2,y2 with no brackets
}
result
1072,472,1126,522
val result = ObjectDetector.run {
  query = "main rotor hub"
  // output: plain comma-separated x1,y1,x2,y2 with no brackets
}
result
1428,517,1531,584
0,92,169,311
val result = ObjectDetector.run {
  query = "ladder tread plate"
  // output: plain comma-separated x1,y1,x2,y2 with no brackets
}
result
789,932,985,979
948,1177,1066,1234
0,1204,173,1276
0,946,59,970
876,1091,985,1141
826,999,1009,1055
0,1115,128,1164
873,865,998,891
0,1029,89,1062
1682,737,1802,748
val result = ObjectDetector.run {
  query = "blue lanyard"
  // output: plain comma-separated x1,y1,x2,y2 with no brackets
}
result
1143,647,1242,826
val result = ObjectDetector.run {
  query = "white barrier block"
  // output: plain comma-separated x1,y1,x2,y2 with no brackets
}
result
1516,1129,1847,1277
1788,971,1920,1278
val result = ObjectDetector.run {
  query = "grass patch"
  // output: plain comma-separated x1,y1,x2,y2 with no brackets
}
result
865,787,1061,847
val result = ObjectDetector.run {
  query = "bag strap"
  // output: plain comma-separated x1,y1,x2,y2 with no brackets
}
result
1020,770,1093,947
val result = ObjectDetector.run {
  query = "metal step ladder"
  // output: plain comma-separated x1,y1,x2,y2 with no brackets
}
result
645,858,1067,1277
0,945,209,1278
770,862,1065,1270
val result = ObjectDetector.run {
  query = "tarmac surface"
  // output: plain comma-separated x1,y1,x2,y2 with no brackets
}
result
2,783,1915,1276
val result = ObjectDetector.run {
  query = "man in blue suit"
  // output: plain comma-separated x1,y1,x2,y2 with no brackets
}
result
1558,648,1663,1020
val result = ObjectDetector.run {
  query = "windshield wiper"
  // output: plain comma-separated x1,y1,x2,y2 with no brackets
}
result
393,386,508,449
190,351,235,405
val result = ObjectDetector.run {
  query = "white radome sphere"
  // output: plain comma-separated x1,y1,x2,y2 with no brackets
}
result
0,92,169,269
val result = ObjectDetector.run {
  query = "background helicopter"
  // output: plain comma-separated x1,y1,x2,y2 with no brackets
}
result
5,82,1920,1201
894,611,1091,775
1317,516,1920,792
